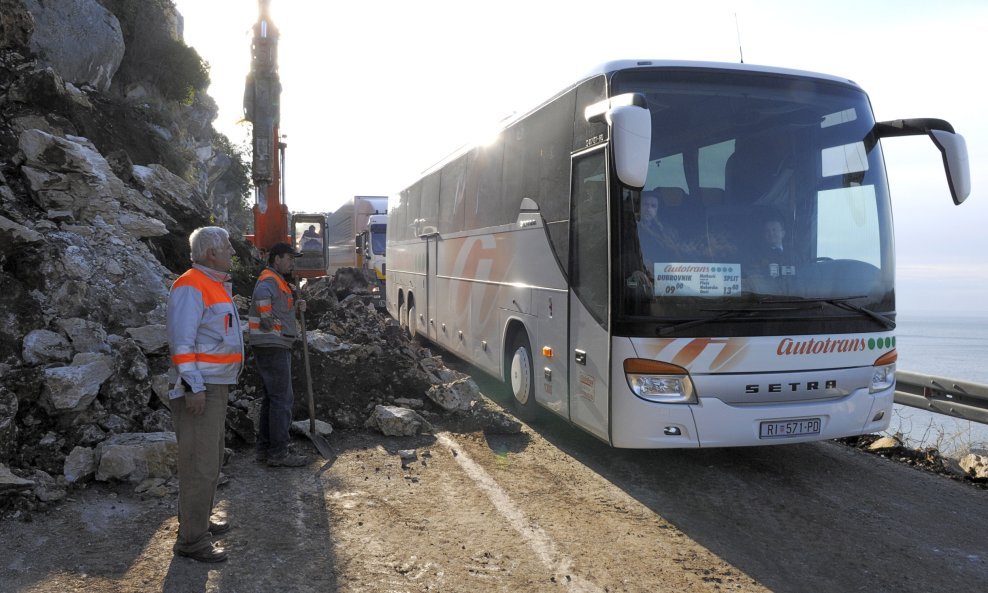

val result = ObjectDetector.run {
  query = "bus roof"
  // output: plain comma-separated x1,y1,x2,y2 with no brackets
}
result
584,59,860,88
410,59,863,184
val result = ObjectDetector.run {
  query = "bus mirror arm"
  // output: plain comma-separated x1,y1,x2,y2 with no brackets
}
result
874,118,971,205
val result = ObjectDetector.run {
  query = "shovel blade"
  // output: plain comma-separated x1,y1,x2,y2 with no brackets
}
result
308,432,334,459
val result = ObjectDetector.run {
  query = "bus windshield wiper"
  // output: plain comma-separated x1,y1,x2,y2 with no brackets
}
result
657,304,806,336
821,298,896,329
769,296,896,329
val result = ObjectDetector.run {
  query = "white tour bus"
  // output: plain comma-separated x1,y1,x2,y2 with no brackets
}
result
386,60,970,448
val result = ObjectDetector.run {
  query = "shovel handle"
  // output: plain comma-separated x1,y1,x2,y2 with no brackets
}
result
300,308,316,435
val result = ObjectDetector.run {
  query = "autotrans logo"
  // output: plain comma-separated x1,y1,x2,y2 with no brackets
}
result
776,335,896,356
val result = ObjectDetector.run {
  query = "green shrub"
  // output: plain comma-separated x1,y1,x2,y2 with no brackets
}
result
100,0,210,102
212,133,253,231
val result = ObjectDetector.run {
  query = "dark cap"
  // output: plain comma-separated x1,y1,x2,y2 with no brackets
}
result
268,242,301,259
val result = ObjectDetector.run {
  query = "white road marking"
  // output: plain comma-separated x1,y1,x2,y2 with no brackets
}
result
437,433,605,593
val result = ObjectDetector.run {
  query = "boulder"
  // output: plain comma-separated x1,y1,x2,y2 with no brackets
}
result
305,330,351,354
131,164,209,224
0,213,44,249
63,446,96,483
56,317,110,354
365,405,433,437
290,419,334,439
40,352,114,413
23,0,125,92
29,469,66,502
867,435,902,451
21,328,72,365
95,432,178,483
959,451,988,480
19,130,146,225
0,463,34,494
426,377,481,412
117,211,169,238
125,324,168,353
72,423,108,447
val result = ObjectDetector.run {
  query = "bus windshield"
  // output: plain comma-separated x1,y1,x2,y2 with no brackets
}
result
370,224,387,255
612,69,895,337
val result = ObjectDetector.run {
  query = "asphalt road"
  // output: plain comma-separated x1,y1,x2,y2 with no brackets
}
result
462,357,988,593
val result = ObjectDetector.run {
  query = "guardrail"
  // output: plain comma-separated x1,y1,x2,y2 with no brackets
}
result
895,370,988,425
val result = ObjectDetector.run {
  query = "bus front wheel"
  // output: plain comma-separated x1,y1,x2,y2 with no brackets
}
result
506,332,537,421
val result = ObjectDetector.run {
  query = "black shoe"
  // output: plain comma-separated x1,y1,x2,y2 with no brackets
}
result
267,452,308,467
255,451,268,464
209,520,231,536
175,544,228,563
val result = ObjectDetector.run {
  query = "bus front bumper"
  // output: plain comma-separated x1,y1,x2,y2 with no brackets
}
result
610,385,894,449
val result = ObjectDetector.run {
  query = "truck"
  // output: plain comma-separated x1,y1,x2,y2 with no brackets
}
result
326,195,388,283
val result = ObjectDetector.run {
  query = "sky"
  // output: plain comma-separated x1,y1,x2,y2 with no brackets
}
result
171,0,987,316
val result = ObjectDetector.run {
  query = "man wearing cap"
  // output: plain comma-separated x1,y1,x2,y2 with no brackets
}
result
248,242,308,467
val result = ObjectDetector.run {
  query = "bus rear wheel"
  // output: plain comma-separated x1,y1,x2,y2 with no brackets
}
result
398,301,409,334
407,303,417,339
506,332,537,421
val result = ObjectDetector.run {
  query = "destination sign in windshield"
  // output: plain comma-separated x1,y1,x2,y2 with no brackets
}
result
653,263,741,296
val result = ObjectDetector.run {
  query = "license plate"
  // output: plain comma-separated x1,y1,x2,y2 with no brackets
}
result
759,418,821,439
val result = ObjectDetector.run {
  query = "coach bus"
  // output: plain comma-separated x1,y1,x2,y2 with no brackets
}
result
386,60,970,448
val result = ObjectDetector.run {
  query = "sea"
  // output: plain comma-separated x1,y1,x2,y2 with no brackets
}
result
888,312,988,457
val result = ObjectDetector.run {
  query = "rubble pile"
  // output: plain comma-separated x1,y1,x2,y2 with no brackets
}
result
294,272,521,436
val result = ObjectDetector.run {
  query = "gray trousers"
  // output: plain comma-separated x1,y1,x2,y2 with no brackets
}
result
171,383,228,553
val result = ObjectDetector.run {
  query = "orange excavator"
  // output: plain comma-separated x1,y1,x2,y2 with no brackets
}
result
242,1,327,279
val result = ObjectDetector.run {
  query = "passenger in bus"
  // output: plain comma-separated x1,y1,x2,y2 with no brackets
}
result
627,190,700,291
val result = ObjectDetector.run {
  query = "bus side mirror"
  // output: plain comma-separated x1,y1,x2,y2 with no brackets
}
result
609,105,651,189
930,130,971,205
874,118,971,205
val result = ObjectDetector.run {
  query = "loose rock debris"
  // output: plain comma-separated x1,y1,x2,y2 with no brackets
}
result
0,267,520,519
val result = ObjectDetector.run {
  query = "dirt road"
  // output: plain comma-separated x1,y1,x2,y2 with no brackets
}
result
2,366,987,593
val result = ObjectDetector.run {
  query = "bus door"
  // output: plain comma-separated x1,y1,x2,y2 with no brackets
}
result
568,150,611,442
423,232,440,342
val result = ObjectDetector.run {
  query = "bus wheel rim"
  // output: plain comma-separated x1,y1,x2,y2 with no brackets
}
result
511,347,531,404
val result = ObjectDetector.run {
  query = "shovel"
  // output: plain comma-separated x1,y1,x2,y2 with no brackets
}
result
299,308,334,459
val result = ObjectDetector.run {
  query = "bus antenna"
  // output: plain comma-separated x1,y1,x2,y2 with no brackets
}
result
734,13,745,63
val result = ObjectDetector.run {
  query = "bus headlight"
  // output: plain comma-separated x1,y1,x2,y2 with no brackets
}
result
870,350,897,393
624,359,697,404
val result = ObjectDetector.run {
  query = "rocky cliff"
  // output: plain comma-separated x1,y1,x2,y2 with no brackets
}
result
0,0,254,511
